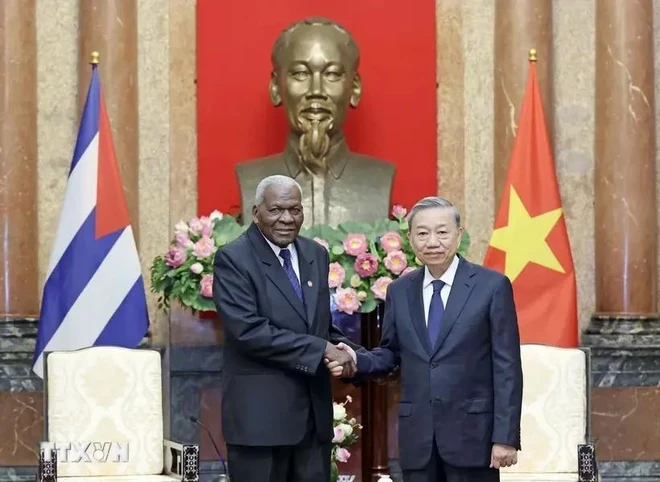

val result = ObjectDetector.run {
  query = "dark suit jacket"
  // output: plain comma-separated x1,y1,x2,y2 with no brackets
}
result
213,223,353,447
355,257,523,470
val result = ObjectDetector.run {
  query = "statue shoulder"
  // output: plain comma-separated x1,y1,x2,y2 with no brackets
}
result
235,154,288,180
347,152,396,175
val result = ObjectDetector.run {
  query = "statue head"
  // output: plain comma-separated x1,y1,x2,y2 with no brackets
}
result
269,17,362,169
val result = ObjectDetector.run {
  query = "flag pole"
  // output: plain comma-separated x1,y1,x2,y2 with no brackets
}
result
528,48,537,62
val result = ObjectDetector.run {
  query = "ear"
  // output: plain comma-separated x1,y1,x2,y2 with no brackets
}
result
350,72,362,108
252,205,259,223
269,71,282,107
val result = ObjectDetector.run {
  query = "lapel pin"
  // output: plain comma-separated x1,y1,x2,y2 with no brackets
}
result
307,280,313,287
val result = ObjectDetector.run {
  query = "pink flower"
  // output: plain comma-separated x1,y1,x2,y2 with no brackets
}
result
314,237,330,251
192,235,215,259
401,267,416,276
328,263,346,289
335,447,351,463
188,217,204,235
332,426,346,443
190,262,204,274
392,205,407,219
165,247,186,268
354,253,378,277
200,216,213,236
175,231,193,249
379,231,403,252
370,276,393,301
335,287,361,314
189,216,213,236
343,233,368,256
200,274,213,298
384,250,408,275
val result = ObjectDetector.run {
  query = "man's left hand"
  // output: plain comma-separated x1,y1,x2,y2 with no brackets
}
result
490,444,517,469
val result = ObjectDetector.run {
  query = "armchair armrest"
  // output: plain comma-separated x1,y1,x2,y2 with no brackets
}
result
578,443,598,482
163,439,199,482
37,444,57,482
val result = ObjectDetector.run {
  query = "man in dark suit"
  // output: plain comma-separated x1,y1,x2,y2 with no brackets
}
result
212,174,358,482
331,196,523,482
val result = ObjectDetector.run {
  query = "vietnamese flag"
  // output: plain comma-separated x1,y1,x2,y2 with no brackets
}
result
483,54,578,347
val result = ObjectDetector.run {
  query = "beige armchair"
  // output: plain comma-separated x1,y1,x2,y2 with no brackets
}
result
37,347,199,482
501,344,599,482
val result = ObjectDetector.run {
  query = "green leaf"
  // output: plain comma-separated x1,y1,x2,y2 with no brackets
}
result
180,287,199,308
197,296,216,312
331,245,345,256
359,296,378,313
336,221,372,235
300,224,343,244
459,230,471,257
372,219,399,235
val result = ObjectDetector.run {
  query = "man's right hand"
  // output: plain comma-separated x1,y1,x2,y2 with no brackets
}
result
324,342,357,378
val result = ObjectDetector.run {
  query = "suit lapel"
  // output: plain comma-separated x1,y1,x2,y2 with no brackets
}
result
406,269,433,356
295,238,318,324
431,257,476,357
246,224,307,322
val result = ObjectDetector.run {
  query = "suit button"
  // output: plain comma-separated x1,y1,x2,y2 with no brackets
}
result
430,362,438,368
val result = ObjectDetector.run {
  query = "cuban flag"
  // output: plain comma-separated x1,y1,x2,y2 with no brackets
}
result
32,64,149,378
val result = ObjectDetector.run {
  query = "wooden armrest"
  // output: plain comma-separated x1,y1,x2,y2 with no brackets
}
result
37,444,57,482
163,439,199,482
578,444,598,482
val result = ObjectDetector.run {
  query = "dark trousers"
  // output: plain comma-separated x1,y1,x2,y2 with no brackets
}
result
403,438,499,482
226,418,331,482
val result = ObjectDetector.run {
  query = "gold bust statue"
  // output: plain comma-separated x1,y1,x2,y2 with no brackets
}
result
235,17,395,227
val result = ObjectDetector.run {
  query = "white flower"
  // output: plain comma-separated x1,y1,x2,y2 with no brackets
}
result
337,423,353,437
333,404,346,421
209,210,223,221
190,263,204,274
175,221,189,233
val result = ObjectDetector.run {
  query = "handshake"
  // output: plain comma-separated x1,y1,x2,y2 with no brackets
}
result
323,342,357,378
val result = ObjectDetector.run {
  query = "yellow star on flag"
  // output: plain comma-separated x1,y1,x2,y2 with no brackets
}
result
489,186,565,282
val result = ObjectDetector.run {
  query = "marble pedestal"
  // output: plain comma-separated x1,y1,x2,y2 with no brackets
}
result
582,316,660,481
0,318,44,482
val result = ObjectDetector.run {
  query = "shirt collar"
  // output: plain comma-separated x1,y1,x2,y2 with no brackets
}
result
259,228,296,258
423,255,460,289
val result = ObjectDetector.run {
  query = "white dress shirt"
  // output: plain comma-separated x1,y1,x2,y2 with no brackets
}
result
261,232,301,282
422,255,459,325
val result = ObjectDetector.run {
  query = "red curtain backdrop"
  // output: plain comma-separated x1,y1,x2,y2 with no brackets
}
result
196,0,438,218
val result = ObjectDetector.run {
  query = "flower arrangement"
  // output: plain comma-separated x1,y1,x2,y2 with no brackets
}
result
149,210,247,313
331,395,362,482
301,205,470,314
149,205,470,315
